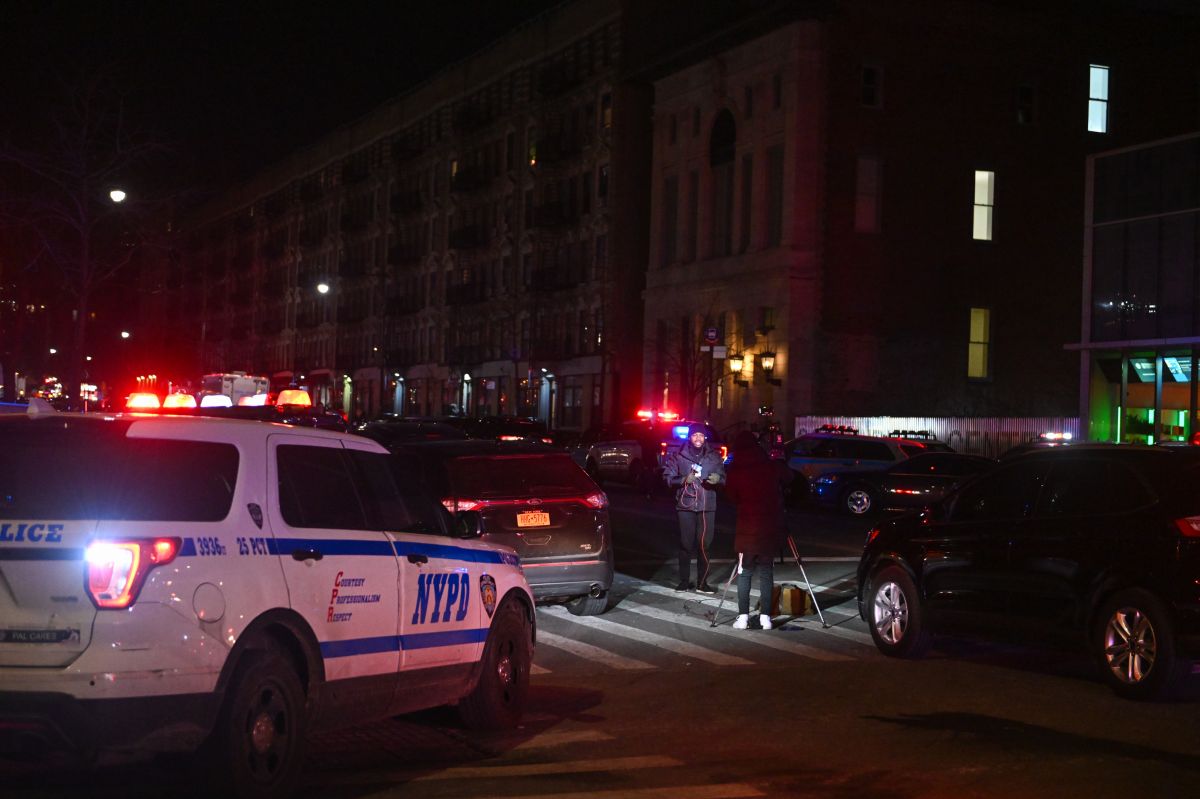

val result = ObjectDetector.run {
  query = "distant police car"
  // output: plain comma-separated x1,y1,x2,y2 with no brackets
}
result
0,408,534,797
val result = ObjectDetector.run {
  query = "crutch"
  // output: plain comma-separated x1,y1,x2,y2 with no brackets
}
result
787,535,830,628
709,553,743,628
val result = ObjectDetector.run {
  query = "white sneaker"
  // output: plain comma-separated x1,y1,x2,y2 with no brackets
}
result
732,614,749,630
759,615,773,630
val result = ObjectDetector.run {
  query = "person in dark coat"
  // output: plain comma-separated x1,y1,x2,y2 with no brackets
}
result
664,423,725,593
723,430,790,629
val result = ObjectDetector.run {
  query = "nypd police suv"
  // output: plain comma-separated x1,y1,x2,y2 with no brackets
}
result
0,407,535,797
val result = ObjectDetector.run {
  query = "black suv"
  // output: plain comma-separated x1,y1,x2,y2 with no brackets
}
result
858,444,1200,700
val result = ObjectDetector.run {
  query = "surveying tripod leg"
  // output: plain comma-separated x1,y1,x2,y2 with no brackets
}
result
787,536,829,628
710,553,743,628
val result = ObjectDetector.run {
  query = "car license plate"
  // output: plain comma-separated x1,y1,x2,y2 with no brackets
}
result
517,511,550,528
0,629,78,644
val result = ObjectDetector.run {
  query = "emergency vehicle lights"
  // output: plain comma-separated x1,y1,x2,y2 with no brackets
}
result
673,425,691,440
199,394,232,408
636,409,680,421
1042,432,1074,441
125,392,161,409
1174,516,1200,538
84,538,181,609
237,394,268,406
636,410,653,420
162,393,197,409
276,388,312,406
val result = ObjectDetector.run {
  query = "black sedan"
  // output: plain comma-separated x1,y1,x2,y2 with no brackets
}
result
856,444,1200,700
811,452,995,515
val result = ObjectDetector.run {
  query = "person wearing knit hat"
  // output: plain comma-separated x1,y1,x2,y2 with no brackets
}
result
663,422,725,593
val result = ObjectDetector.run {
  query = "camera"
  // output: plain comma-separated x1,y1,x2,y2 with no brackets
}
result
691,464,703,476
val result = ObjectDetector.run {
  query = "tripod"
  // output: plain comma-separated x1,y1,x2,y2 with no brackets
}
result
711,536,829,628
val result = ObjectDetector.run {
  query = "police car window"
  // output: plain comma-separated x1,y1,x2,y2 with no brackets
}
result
347,451,443,534
899,444,926,458
811,440,839,458
951,462,1049,522
0,424,237,521
276,445,370,530
849,441,894,461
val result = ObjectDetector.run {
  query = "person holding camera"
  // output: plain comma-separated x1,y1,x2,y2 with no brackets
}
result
666,423,725,593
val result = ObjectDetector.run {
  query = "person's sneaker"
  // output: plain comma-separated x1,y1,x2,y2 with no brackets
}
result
674,580,693,591
732,614,750,630
759,614,773,630
695,582,716,595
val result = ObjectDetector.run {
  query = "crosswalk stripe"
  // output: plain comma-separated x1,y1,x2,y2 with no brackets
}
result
615,576,875,647
514,784,766,799
616,599,852,662
537,630,655,670
510,729,614,750
543,606,754,666
410,755,681,781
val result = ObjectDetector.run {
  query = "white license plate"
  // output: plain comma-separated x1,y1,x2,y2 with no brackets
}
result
516,510,550,528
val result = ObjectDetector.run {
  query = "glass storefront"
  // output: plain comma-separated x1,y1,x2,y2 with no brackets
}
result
1089,350,1197,444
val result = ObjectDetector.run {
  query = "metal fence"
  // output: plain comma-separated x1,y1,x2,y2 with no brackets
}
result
793,415,1082,459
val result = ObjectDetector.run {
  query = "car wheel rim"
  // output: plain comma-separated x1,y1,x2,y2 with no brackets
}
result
873,581,908,644
495,638,519,705
1103,606,1157,685
242,683,289,781
847,490,871,514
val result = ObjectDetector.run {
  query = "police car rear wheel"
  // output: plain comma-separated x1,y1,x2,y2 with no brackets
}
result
459,601,531,730
208,649,307,799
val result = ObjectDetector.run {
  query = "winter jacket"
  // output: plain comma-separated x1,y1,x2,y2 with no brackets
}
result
724,439,790,557
665,442,725,512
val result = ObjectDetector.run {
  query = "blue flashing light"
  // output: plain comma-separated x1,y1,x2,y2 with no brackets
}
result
673,424,690,440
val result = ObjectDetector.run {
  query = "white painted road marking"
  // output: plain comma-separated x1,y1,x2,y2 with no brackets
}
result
537,629,655,670
544,606,754,666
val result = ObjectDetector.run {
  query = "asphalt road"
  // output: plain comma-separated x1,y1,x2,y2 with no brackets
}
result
5,484,1200,798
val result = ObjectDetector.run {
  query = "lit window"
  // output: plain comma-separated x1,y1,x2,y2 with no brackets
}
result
968,307,991,379
1088,64,1109,133
972,170,994,241
854,157,881,233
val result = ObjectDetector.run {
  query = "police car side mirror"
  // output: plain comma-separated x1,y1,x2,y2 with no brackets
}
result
454,510,484,539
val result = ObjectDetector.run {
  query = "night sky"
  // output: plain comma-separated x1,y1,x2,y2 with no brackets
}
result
2,0,561,201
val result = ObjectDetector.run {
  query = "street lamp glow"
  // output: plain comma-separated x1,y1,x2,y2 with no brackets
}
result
316,282,330,294
49,347,57,355
109,189,127,203
120,331,131,339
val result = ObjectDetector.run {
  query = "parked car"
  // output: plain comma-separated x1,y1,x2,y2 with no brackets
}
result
857,444,1200,700
355,418,469,446
784,426,950,502
391,440,614,615
0,407,534,793
812,452,995,515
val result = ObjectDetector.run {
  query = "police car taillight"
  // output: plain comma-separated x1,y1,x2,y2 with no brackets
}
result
583,491,609,509
1174,516,1200,538
85,538,181,609
442,498,484,512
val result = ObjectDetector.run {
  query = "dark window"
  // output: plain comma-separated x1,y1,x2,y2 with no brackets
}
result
740,154,753,252
772,72,782,109
446,454,596,498
952,462,1049,521
668,114,677,144
662,175,679,266
846,441,894,461
349,450,444,534
710,110,736,257
685,170,699,262
744,86,753,119
861,65,883,108
692,107,700,136
1015,84,1036,124
766,145,784,247
276,445,370,530
1035,460,1113,516
0,423,238,521
598,164,609,205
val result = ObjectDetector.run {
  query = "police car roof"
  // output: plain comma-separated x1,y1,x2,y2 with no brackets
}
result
389,439,560,457
0,410,382,448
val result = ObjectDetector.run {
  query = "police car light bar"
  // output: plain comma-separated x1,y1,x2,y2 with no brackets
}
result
238,394,269,406
276,388,312,406
126,392,161,410
199,394,232,408
162,393,197,409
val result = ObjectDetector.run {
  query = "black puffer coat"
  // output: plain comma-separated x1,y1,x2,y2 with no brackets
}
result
665,442,725,512
724,431,790,557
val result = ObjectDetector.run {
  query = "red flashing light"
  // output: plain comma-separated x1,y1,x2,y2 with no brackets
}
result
125,392,161,410
276,388,312,407
162,393,197,409
720,445,729,461
636,409,653,420
658,411,680,421
1175,517,1200,538
85,538,181,609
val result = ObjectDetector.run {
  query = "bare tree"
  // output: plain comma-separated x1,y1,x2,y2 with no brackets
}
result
653,305,726,420
0,74,167,405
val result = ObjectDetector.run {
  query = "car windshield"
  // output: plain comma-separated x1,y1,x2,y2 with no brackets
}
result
446,454,594,498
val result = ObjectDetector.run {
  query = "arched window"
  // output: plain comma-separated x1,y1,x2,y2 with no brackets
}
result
709,110,736,257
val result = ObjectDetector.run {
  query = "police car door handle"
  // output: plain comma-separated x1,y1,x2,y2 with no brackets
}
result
291,548,323,562
406,553,428,565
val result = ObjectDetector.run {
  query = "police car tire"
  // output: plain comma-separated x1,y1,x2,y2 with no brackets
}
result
206,648,307,799
566,592,608,616
458,600,532,730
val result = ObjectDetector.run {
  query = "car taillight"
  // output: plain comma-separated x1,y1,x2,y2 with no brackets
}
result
84,538,180,609
443,498,484,512
660,442,668,457
1174,516,1200,537
583,491,609,509
540,437,554,445
720,445,729,461
498,435,523,442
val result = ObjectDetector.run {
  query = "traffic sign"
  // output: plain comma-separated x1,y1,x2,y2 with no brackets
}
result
704,327,719,344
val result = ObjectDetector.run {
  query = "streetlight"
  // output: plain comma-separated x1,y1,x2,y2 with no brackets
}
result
760,351,781,386
729,352,749,387
109,189,127,203
49,347,57,355
120,331,131,339
316,282,330,295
